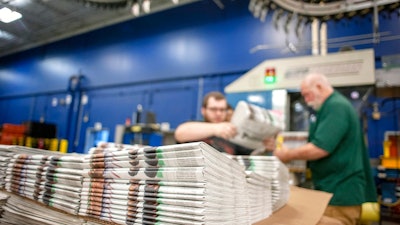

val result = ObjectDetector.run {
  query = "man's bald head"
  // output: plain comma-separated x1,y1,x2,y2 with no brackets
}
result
300,73,334,110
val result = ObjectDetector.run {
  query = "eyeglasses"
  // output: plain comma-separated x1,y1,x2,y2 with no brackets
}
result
206,107,227,113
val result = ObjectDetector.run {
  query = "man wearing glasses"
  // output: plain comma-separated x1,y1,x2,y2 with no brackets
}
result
174,91,253,155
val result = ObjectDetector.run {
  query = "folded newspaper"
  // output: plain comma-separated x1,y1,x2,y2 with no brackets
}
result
229,101,284,150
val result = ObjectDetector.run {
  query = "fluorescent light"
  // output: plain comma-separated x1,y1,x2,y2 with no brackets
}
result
131,2,140,16
0,7,22,23
142,0,150,13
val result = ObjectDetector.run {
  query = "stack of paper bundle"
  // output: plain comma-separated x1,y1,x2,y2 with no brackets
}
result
80,142,250,225
38,155,84,214
0,191,9,218
245,171,272,223
232,155,290,212
230,159,250,223
0,145,15,188
2,145,60,201
0,190,84,225
0,146,39,189
4,150,84,215
0,143,291,224
5,154,49,199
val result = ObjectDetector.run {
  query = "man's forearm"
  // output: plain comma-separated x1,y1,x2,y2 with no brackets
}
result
174,122,217,142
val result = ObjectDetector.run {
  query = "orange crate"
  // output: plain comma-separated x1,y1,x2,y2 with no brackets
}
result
1,123,26,134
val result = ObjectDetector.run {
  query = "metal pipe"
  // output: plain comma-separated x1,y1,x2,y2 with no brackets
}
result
320,22,327,56
312,18,319,55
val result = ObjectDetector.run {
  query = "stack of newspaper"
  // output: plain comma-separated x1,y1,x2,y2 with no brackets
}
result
0,143,292,224
5,154,49,199
5,152,84,215
0,189,117,225
2,145,59,201
79,142,250,225
0,146,39,189
0,190,84,225
0,145,14,189
245,171,272,223
0,191,9,218
39,155,84,214
231,155,290,212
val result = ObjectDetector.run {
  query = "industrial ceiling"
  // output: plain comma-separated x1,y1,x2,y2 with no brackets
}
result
0,0,199,58
0,0,399,58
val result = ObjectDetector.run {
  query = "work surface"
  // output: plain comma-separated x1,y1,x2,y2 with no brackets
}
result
254,186,333,225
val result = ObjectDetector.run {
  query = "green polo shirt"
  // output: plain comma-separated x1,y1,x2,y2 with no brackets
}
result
308,91,377,206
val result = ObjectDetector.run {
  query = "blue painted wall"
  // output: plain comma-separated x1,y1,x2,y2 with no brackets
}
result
363,96,400,158
0,0,399,154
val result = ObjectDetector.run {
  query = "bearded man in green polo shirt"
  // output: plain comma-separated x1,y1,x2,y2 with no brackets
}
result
270,73,377,225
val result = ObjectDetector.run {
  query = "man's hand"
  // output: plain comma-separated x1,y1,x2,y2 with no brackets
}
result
273,145,292,163
251,136,278,155
261,135,292,163
262,137,277,152
213,122,237,139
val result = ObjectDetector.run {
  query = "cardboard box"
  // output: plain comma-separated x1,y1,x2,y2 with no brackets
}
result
254,186,333,225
